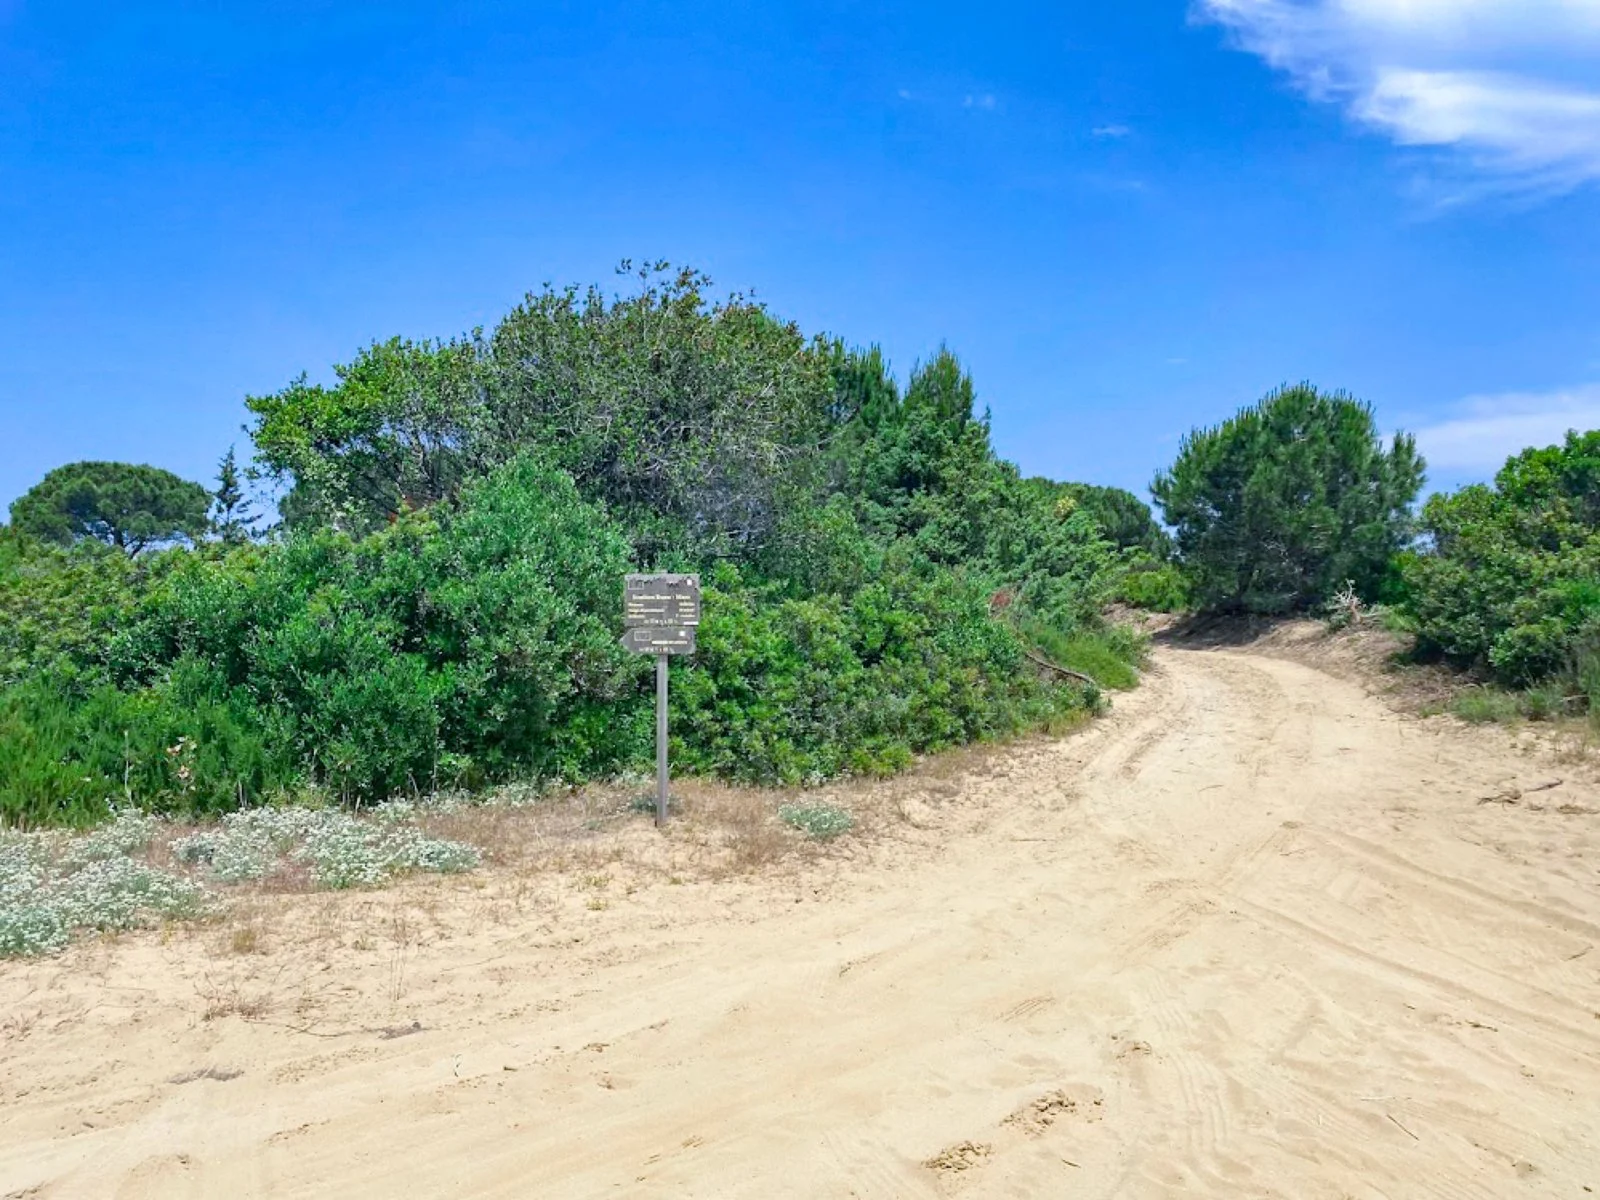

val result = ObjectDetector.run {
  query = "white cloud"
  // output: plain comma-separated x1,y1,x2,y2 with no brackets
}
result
1411,383,1600,473
963,93,998,111
1093,123,1133,138
1197,0,1600,193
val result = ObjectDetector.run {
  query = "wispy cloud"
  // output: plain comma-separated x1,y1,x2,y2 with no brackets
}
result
963,92,998,111
1092,123,1133,139
1411,383,1600,474
1195,0,1600,195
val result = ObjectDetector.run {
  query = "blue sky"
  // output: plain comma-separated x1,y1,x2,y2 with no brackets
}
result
2,0,1598,516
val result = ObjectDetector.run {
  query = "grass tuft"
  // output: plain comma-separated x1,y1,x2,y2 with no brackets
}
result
1448,689,1522,724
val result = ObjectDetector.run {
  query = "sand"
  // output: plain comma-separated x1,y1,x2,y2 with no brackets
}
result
3,643,1599,1197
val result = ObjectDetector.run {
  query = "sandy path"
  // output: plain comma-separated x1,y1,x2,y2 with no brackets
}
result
3,645,1599,1197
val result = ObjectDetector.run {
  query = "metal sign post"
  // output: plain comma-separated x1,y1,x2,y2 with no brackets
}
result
656,653,669,828
622,574,701,827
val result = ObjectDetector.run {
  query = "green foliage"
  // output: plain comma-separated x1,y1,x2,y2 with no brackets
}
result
211,447,258,544
248,337,482,533
1020,621,1145,692
249,266,834,560
113,455,641,803
10,462,211,555
672,559,1089,784
1404,430,1600,690
777,803,854,840
1448,689,1522,724
0,674,294,827
1114,559,1189,612
1153,384,1424,614
1021,479,1171,559
843,347,1010,565
5,268,1144,827
0,528,142,688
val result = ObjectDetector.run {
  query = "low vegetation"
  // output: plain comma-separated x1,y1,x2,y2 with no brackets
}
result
777,802,855,840
0,804,480,957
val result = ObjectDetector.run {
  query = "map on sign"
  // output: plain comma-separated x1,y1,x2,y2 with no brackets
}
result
623,574,702,629
620,626,697,655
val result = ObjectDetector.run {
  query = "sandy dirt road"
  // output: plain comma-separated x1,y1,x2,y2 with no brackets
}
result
3,644,1599,1198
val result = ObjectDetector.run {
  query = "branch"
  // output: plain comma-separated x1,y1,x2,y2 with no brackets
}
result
1022,648,1098,688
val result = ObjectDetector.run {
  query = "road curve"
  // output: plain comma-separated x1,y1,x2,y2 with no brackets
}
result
2,645,1598,1197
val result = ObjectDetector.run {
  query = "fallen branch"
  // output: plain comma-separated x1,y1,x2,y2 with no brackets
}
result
1478,779,1562,806
1022,648,1098,688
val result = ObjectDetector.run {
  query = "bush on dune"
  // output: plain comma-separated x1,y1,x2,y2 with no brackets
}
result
1403,431,1600,707
0,268,1146,828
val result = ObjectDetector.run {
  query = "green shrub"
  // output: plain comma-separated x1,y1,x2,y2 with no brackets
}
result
3,270,1147,827
0,529,142,689
1404,431,1600,696
778,803,854,840
1449,689,1521,724
1116,559,1189,612
1021,621,1144,692
673,557,1087,785
0,677,294,827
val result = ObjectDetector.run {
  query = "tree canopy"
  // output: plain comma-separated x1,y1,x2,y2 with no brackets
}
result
1404,430,1600,685
1152,384,1424,614
9,462,211,555
247,266,836,561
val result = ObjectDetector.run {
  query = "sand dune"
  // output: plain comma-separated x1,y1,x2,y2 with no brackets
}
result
3,644,1598,1197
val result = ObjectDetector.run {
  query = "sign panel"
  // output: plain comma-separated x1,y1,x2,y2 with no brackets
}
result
623,574,701,827
620,625,697,656
624,573,702,629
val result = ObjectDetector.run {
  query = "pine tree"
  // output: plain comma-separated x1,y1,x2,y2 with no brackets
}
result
212,447,257,544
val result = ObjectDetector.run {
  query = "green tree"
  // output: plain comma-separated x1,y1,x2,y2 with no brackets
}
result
248,265,837,559
10,462,211,555
1152,384,1423,613
211,448,258,544
1405,430,1600,686
842,346,1007,563
247,337,482,533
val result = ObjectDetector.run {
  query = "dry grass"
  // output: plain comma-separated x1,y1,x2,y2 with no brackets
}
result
52,721,1097,1035
196,973,274,1021
227,924,263,956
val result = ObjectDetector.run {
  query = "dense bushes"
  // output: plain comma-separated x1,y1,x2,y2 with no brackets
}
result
1,459,648,823
1,269,1144,826
675,558,1090,784
1153,384,1424,614
1403,431,1600,697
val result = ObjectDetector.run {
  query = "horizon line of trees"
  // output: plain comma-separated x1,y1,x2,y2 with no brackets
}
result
3,265,1595,828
